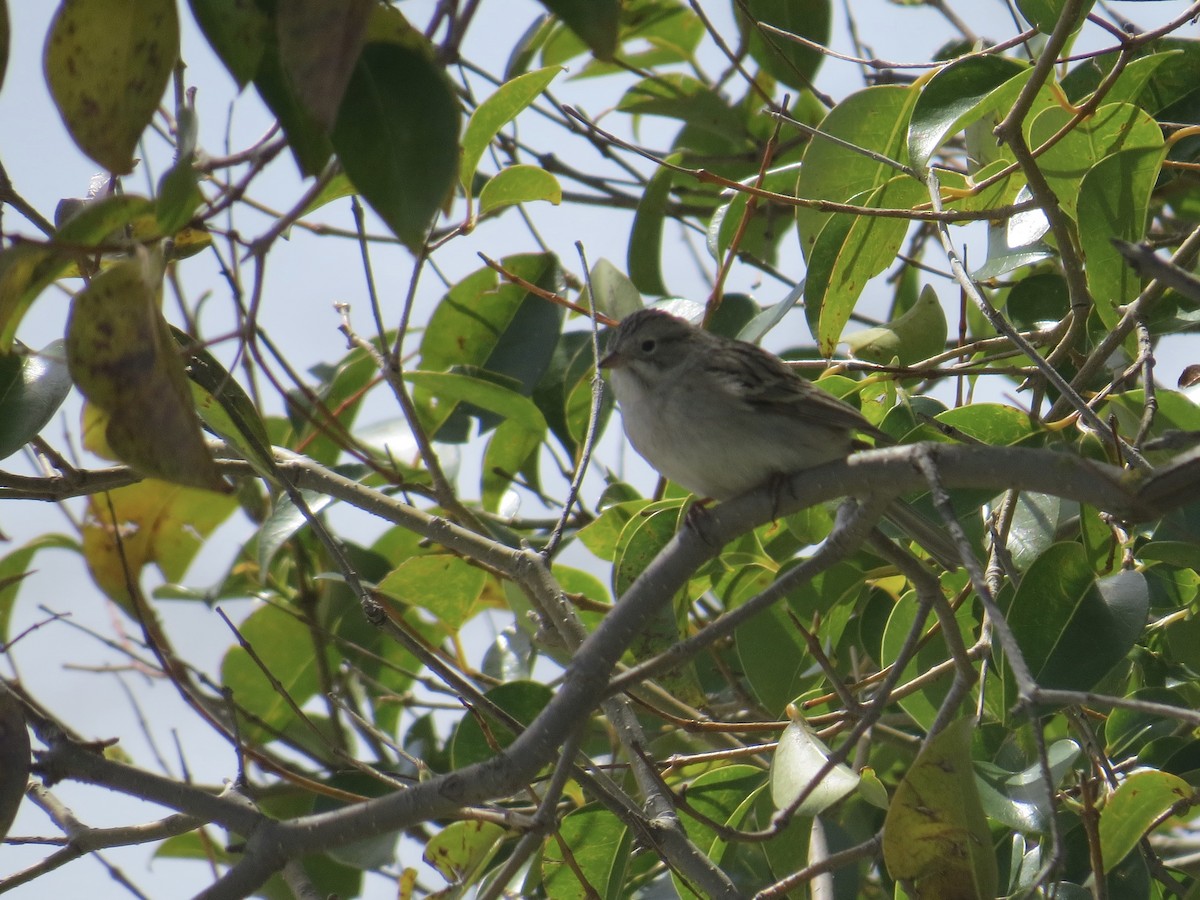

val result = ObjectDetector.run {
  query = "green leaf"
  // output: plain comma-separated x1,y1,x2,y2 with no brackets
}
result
1006,544,1149,691
776,562,865,661
419,268,498,371
1165,615,1200,674
540,19,588,68
0,534,77,642
155,159,203,235
532,328,610,460
286,348,380,466
481,624,534,683
934,404,1036,446
588,258,642,322
613,502,702,704
940,160,1022,215
478,164,562,215
856,767,890,812
581,2,705,78
627,153,678,296
534,0,618,61
796,85,916,258
555,564,610,609
1006,271,1069,329
0,245,60,355
1016,0,1093,35
618,73,745,137
332,42,461,248
505,14,555,80
406,370,548,441
770,716,859,816
1028,102,1163,222
1077,145,1166,331
976,739,1081,833
252,35,332,176
1099,770,1193,873
45,0,179,174
0,340,71,461
708,293,760,339
736,602,809,716
609,501,676,585
674,765,765,860
806,174,927,356
843,283,947,365
1002,493,1075,571
376,554,488,631
882,590,977,730
482,418,542,513
708,163,802,267
449,680,553,769
564,366,606,457
971,187,1055,281
1105,687,1193,759
420,255,563,375
187,0,268,88
417,254,563,440
220,601,327,745
0,196,159,354
170,327,276,480
1137,39,1200,116
612,503,681,598
1140,541,1200,570
1106,388,1200,438
299,171,357,217
0,0,9,94
277,0,372,131
58,193,158,245
257,489,336,573
707,551,776,613
541,804,631,899
1062,51,1176,107
0,685,28,843
460,66,561,194
738,0,832,91
908,55,1028,169
883,718,998,900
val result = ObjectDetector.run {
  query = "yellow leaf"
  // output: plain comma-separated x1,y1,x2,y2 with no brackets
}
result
44,0,179,174
883,718,998,899
0,243,60,352
66,251,230,492
81,479,236,612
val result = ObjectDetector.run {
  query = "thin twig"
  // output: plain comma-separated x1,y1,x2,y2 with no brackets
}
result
543,244,606,559
922,170,1151,471
562,106,1034,224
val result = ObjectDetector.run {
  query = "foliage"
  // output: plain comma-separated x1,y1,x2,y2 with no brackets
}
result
2,0,1200,897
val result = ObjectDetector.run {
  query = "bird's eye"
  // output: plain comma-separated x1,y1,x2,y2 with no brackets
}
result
640,339,656,353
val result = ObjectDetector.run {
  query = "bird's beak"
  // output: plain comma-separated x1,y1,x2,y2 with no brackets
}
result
599,349,620,369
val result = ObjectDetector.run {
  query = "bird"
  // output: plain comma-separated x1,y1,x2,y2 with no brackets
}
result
599,307,961,568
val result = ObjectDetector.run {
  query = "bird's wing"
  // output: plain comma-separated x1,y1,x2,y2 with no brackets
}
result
708,342,888,439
